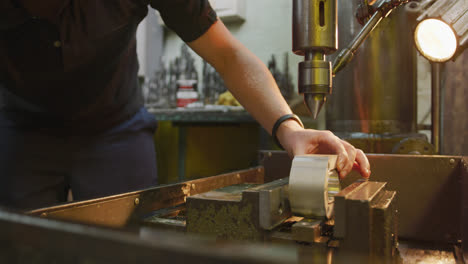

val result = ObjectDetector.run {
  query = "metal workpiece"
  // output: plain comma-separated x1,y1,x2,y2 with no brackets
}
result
289,155,340,219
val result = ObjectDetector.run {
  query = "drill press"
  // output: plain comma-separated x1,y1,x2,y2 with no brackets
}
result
293,0,409,119
292,0,337,119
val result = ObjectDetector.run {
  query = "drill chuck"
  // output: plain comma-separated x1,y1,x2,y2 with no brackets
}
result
298,59,332,119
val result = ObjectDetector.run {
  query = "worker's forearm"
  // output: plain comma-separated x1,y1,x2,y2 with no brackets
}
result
216,46,292,134
187,21,371,177
187,20,294,134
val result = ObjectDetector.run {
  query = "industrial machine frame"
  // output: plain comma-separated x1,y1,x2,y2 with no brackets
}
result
0,152,467,263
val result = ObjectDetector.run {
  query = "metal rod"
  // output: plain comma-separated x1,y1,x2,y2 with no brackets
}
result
332,11,384,75
431,62,441,153
305,51,325,61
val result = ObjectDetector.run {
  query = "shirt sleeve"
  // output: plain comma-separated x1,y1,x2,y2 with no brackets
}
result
150,0,218,42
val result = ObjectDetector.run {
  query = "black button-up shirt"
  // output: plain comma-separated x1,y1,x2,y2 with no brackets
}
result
0,0,217,133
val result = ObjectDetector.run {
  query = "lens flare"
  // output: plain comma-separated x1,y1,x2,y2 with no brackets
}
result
414,18,457,62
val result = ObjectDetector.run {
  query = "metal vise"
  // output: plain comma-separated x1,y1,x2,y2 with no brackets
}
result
183,165,398,263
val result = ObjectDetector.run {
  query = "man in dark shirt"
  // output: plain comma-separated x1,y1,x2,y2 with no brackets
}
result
0,0,371,209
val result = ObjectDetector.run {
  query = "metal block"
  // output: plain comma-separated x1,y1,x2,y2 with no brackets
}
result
244,178,291,230
186,178,291,240
334,180,397,263
334,180,367,238
291,219,324,243
186,184,260,240
343,181,387,253
370,190,398,263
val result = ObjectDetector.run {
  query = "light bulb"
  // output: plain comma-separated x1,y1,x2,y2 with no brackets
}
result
414,18,457,62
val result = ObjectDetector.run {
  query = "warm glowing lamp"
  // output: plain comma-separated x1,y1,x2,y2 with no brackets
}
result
414,18,458,62
413,0,467,62
409,0,467,153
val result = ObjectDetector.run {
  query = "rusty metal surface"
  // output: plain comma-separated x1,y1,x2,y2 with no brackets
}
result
442,50,468,156
360,155,462,243
398,243,457,264
185,178,291,240
259,151,293,182
370,190,398,263
29,167,264,228
261,152,465,244
142,204,186,232
0,209,297,264
335,132,432,154
462,157,468,261
186,183,261,240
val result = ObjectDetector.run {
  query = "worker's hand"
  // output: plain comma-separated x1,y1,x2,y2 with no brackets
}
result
276,120,371,179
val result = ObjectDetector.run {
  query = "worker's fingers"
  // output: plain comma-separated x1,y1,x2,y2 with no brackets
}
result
315,131,351,178
339,140,357,177
280,128,368,179
355,149,371,178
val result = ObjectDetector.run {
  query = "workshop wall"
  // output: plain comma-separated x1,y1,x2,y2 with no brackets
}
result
160,0,302,97
156,1,434,136
151,0,299,183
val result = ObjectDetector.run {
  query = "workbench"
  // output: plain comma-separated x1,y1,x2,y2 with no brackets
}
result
1,152,466,263
148,107,320,184
148,107,265,183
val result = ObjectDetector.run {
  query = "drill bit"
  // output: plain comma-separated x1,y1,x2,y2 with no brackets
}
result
304,93,326,119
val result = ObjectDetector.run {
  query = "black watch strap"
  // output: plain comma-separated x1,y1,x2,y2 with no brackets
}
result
272,114,304,150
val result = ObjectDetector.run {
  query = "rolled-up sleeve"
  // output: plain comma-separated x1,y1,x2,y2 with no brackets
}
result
150,0,218,42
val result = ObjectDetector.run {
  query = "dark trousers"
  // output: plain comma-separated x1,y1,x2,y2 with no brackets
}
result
0,107,158,210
